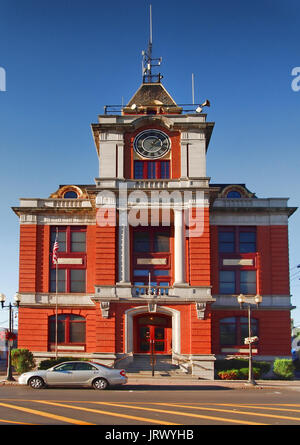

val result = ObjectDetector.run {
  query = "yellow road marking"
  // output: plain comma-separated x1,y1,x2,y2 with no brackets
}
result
0,418,34,425
0,402,93,425
226,404,300,413
214,403,300,416
93,402,266,425
155,402,300,423
34,400,178,425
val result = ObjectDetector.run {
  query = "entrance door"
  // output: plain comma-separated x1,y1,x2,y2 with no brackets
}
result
135,314,171,354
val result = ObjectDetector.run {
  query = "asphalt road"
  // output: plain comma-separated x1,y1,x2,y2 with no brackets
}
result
0,380,300,431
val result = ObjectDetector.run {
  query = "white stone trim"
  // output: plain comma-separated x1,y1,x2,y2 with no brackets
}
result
19,198,92,208
118,218,130,283
174,208,186,285
210,213,288,226
212,294,291,308
18,293,95,306
124,305,181,355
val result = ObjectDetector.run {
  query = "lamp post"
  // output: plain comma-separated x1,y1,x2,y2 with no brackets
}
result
236,294,262,386
0,293,20,381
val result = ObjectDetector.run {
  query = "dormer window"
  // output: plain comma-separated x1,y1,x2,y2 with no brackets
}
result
64,191,78,199
227,190,242,198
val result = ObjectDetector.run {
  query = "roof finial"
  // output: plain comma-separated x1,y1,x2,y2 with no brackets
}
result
142,4,163,83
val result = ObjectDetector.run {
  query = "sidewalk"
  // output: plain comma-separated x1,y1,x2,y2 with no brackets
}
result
1,370,300,389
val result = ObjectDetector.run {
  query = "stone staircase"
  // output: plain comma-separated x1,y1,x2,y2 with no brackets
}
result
122,354,187,376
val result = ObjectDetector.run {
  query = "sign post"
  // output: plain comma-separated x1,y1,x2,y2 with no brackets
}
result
236,294,262,386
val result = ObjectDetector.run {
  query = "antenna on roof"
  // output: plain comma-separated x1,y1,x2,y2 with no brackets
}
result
149,3,153,46
142,4,163,83
192,73,195,105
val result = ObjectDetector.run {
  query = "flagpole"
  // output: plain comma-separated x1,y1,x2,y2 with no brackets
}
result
55,228,58,360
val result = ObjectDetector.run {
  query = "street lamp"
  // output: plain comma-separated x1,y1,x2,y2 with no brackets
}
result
0,293,20,381
236,294,262,386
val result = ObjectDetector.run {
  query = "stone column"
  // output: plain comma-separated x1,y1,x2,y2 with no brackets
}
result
118,213,130,284
174,208,186,285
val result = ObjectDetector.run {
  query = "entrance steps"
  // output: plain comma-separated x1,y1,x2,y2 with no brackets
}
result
122,354,187,377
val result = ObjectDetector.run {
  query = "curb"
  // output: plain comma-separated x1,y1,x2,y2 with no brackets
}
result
1,375,300,388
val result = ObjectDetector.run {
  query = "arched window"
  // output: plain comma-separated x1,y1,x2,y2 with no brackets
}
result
64,190,78,199
220,316,258,346
49,314,86,346
227,190,242,198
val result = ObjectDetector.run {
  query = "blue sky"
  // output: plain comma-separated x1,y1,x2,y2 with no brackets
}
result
0,0,299,329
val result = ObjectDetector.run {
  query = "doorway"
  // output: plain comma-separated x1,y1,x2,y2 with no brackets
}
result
134,313,172,354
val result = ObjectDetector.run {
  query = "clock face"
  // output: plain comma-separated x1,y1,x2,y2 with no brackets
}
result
134,130,171,159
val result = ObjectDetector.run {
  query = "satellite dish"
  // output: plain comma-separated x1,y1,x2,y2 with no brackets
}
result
131,104,137,110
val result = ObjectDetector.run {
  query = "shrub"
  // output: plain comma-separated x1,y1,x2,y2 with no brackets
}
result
238,367,261,379
218,367,261,380
38,356,85,370
215,358,271,377
218,369,240,380
11,349,36,374
273,359,295,380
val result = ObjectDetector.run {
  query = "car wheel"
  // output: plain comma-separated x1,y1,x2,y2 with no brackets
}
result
28,376,45,389
92,378,108,390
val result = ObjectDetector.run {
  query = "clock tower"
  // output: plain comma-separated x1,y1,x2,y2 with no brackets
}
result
90,40,216,377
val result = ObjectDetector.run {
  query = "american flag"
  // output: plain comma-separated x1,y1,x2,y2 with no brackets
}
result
52,231,59,265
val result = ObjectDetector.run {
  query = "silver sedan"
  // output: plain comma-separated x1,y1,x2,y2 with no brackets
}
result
18,361,127,390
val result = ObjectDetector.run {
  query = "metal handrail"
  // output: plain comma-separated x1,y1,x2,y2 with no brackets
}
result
103,103,205,115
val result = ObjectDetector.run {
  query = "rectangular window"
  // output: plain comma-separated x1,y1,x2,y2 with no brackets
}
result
219,271,236,294
220,316,258,346
134,161,170,179
219,270,257,294
218,227,256,254
70,321,86,343
50,269,66,292
133,232,150,252
154,233,169,252
50,229,67,252
220,318,236,345
240,270,257,294
134,161,144,179
71,231,86,252
70,270,86,293
219,231,235,253
160,161,170,179
239,231,256,253
147,162,156,179
50,269,86,293
50,226,86,293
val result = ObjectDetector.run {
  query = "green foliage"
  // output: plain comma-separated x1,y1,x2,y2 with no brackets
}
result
38,356,85,370
238,367,261,379
217,367,261,380
215,358,271,376
11,349,36,374
273,359,295,380
218,369,240,380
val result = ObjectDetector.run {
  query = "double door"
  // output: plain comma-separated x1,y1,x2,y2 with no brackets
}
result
139,324,167,353
135,314,171,354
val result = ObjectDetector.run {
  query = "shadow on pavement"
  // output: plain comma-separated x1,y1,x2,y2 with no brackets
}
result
119,384,232,391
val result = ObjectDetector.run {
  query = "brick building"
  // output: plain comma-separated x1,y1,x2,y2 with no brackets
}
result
12,53,296,379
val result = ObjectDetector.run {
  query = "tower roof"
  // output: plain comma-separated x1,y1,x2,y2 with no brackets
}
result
123,82,182,115
126,82,177,107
